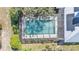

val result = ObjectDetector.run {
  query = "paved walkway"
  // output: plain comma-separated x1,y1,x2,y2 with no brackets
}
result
1,30,11,51
0,8,12,51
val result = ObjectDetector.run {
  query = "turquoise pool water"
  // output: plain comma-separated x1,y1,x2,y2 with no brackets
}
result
23,18,56,35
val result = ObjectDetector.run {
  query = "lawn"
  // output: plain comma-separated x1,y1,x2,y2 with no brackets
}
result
22,43,79,51
22,43,55,51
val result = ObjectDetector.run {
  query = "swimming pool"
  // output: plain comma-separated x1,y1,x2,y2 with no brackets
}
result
22,16,57,39
23,17,56,35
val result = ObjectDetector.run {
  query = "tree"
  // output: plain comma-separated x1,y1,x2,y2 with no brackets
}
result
9,8,23,34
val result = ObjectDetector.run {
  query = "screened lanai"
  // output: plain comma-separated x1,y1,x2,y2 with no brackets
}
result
21,16,57,39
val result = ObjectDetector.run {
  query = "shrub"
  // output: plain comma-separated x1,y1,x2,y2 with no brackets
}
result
45,45,52,51
45,45,50,49
10,34,22,50
22,48,32,51
12,25,19,34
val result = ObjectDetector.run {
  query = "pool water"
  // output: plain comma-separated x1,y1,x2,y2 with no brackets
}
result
23,17,56,35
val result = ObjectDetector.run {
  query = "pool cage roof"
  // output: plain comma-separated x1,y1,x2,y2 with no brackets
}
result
21,16,57,39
